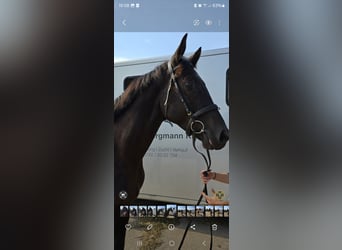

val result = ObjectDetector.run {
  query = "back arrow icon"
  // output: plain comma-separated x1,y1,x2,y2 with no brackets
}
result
122,19,127,26
202,240,206,246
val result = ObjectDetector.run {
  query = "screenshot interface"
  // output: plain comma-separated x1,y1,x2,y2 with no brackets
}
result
114,1,229,249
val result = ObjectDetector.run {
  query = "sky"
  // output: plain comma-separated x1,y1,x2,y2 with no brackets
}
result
114,32,229,63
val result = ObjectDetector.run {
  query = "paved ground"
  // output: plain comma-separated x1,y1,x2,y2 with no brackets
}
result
124,217,229,250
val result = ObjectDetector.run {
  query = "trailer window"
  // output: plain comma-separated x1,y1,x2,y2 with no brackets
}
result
226,68,229,106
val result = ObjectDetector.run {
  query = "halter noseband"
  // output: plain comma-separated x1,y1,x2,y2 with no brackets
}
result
164,61,219,136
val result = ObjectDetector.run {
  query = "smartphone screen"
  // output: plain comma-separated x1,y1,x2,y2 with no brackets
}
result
114,1,229,249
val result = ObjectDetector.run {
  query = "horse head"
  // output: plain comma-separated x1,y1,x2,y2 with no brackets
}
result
161,33,229,150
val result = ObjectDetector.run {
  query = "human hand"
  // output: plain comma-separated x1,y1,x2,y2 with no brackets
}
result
202,189,229,205
200,170,215,184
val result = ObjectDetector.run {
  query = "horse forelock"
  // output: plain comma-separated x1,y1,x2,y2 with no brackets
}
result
114,62,168,120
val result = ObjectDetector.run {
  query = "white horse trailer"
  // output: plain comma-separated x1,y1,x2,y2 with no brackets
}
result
114,48,229,204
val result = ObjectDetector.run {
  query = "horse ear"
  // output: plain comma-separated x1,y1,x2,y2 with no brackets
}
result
170,33,187,67
189,47,202,67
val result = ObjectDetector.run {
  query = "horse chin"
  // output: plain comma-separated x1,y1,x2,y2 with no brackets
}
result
201,137,225,150
201,138,215,150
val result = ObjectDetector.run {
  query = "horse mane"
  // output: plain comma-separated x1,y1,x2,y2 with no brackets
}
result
114,62,168,120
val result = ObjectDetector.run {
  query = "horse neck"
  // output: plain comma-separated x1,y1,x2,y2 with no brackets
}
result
118,77,167,158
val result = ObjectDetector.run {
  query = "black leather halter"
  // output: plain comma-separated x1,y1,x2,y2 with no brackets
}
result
164,61,217,250
164,61,219,136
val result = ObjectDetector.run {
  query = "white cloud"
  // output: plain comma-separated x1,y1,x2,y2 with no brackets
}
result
113,57,130,63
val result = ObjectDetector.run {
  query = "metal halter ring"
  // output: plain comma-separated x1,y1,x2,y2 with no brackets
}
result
190,120,205,134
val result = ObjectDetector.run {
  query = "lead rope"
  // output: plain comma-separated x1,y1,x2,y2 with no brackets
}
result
178,134,213,250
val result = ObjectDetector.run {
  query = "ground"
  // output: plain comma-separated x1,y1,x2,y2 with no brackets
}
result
124,217,229,250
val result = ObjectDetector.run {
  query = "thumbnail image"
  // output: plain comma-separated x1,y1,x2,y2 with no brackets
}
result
166,204,177,218
186,205,196,217
177,205,186,217
147,205,156,217
157,205,166,217
120,205,129,217
196,205,204,217
214,205,223,217
130,205,138,217
205,205,214,217
138,205,147,217
223,205,229,217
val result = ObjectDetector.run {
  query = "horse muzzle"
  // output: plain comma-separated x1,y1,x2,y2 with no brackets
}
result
197,128,229,150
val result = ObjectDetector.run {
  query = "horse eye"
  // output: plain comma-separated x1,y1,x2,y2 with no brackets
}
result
184,82,193,90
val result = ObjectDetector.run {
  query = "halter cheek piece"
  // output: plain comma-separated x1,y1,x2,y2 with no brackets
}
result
164,61,219,136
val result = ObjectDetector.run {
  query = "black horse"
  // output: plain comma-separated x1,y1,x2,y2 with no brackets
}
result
147,207,154,217
114,34,229,249
129,207,137,217
139,207,147,217
120,206,129,217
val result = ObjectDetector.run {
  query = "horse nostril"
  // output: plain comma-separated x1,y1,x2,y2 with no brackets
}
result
220,129,229,143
